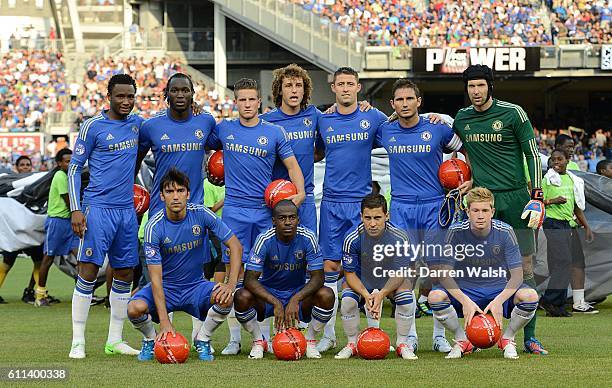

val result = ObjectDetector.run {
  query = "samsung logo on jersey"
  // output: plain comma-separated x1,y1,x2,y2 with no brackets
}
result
465,133,503,142
225,142,268,157
268,262,305,271
108,139,138,151
161,143,204,153
388,144,432,154
326,132,369,144
286,130,314,141
163,238,202,255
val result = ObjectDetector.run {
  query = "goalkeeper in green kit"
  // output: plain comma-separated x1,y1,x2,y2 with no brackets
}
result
452,65,548,355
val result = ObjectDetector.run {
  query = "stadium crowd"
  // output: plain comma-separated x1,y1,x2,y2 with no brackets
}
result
536,128,611,172
293,0,610,46
0,50,66,133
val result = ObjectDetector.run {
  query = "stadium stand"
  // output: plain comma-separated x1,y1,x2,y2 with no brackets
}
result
292,0,610,46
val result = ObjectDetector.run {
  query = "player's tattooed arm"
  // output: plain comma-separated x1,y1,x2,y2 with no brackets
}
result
244,269,285,329
285,269,324,327
148,264,175,340
282,156,306,207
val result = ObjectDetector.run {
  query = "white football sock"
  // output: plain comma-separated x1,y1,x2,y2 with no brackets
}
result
227,307,242,343
408,290,418,339
72,275,95,345
191,316,204,341
130,314,156,340
394,291,415,346
198,305,231,341
107,279,131,344
322,271,339,340
340,296,360,344
235,307,263,341
572,289,585,306
432,317,446,339
306,306,334,341
432,303,466,341
503,302,537,340
260,317,272,340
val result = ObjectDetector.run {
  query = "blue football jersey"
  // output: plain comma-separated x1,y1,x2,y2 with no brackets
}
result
260,105,321,203
208,118,294,208
377,117,462,199
316,108,387,202
246,226,322,290
342,222,411,289
143,203,233,289
139,110,217,215
442,219,522,290
68,112,143,211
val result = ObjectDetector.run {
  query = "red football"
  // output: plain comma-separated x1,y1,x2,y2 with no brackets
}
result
272,328,307,361
207,150,224,185
466,314,501,349
438,158,471,190
264,179,297,208
357,327,390,360
133,184,150,216
154,332,190,364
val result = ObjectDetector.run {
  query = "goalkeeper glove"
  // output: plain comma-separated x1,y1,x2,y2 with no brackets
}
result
521,189,545,229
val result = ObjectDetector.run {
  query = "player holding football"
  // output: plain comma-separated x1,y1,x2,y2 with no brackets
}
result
128,169,242,361
68,74,142,358
428,187,539,359
452,65,547,355
335,194,418,360
377,79,463,353
207,78,305,355
234,200,334,359
315,67,388,352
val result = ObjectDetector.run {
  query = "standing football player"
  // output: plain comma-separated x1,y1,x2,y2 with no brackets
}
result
315,67,388,353
68,74,142,358
136,73,218,342
207,78,305,355
128,168,242,361
234,200,334,359
335,194,417,360
428,187,539,359
452,65,547,355
377,79,461,353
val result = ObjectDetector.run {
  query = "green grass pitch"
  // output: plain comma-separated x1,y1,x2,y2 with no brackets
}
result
1,259,611,387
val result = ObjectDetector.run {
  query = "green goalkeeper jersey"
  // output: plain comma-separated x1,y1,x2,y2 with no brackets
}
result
453,99,542,192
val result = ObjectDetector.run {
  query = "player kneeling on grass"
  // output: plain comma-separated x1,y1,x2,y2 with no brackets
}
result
428,187,539,359
233,200,334,359
336,193,417,360
127,168,243,361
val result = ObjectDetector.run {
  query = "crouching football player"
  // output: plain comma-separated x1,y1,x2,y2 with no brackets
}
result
233,200,334,359
335,193,417,360
428,187,539,359
127,168,243,361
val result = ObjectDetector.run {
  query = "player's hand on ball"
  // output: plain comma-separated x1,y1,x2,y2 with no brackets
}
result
462,299,484,329
71,210,87,238
483,300,504,330
457,179,473,195
157,320,176,341
212,282,235,305
287,192,305,207
273,301,286,331
284,298,300,328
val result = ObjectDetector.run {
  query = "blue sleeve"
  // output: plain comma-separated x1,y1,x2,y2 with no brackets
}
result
276,125,294,160
374,123,384,149
503,229,522,270
304,234,323,272
201,207,233,242
207,122,222,150
68,120,95,211
341,233,359,273
138,121,152,154
372,109,387,149
246,236,267,272
143,217,163,266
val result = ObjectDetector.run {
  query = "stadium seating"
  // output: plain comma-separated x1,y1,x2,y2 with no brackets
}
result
292,0,610,46
0,50,66,133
